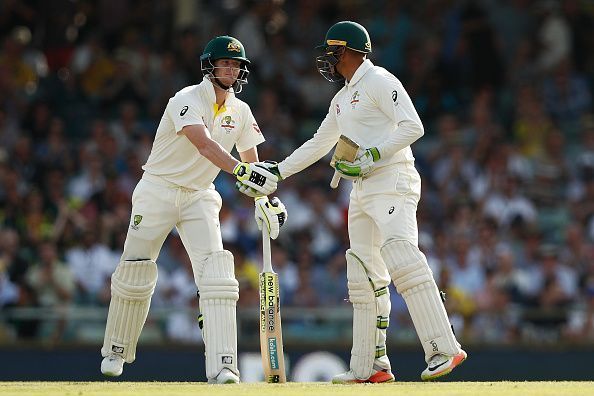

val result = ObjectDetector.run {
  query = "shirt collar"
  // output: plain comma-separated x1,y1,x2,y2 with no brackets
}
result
346,59,373,87
199,77,236,104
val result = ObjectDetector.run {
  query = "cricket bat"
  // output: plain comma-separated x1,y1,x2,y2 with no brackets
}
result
259,227,287,383
330,135,360,188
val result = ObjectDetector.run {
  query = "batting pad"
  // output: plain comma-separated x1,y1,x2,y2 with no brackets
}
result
198,250,240,380
346,250,390,379
102,260,158,363
381,240,461,361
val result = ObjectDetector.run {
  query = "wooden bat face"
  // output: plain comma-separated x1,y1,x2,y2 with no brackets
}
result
330,135,359,167
259,272,286,383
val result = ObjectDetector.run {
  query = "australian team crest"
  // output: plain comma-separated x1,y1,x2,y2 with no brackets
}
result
221,115,236,133
350,91,360,109
227,41,241,52
131,214,143,230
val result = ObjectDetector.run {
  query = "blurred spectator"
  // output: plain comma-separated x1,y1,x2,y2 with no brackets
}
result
64,228,116,304
0,228,30,286
0,255,19,308
230,242,262,312
534,0,571,74
542,59,591,133
25,240,74,340
482,176,537,229
271,245,299,305
165,246,201,343
447,235,486,299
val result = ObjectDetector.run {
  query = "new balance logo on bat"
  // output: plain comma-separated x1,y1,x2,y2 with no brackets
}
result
266,275,276,331
221,355,233,364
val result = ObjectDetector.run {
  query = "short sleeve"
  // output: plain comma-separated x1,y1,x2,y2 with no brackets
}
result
167,91,205,133
236,105,265,152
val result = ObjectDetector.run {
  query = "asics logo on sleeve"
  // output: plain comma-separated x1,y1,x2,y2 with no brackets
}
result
180,105,189,116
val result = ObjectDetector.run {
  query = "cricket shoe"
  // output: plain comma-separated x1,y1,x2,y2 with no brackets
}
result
208,368,240,384
332,368,395,384
421,350,467,381
101,354,124,377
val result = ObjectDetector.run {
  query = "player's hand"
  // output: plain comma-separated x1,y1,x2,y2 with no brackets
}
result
235,181,262,198
255,160,283,180
255,196,287,240
334,147,380,178
233,162,278,196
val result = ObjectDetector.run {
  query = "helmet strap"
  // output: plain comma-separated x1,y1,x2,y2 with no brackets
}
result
212,77,232,91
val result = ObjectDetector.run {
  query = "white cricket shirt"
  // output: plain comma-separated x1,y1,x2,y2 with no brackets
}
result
278,59,424,178
142,79,265,189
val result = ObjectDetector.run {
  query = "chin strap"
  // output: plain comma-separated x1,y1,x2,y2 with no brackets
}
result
212,77,231,91
209,76,244,94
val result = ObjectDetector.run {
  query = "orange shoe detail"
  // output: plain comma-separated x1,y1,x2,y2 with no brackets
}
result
421,350,467,381
332,369,395,384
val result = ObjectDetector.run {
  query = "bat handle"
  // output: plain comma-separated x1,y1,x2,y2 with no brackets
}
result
330,171,341,189
262,226,273,273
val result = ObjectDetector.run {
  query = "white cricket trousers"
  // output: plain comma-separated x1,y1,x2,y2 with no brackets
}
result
347,162,422,289
122,173,224,284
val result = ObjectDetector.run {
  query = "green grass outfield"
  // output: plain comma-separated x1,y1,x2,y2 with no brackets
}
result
1,382,593,396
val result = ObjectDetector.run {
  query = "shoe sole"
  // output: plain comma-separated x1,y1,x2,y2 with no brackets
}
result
332,372,395,384
101,370,122,377
421,352,467,381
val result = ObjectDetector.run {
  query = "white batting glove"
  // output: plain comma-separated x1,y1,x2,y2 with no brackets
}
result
233,162,278,196
254,160,283,180
255,196,287,240
235,181,263,198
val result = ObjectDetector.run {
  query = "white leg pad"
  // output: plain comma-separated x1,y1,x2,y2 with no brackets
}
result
381,240,461,361
346,250,391,378
197,250,240,380
102,260,158,363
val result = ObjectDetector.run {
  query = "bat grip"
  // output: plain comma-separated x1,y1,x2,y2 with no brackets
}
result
330,171,341,189
262,226,273,273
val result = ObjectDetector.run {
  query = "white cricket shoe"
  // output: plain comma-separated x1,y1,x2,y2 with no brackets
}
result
101,354,124,377
332,368,395,384
208,368,240,384
421,350,467,381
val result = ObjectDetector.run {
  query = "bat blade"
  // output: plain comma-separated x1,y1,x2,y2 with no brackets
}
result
330,135,359,188
259,271,286,383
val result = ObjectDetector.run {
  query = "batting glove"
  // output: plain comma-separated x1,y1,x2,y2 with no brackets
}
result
334,147,380,178
233,162,278,196
255,196,287,240
255,160,283,180
235,181,263,198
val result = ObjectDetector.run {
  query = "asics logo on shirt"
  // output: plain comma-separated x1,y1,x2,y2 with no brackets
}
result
180,105,189,116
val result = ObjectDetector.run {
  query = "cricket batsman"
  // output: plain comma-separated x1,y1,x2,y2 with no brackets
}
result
253,21,467,382
100,35,287,384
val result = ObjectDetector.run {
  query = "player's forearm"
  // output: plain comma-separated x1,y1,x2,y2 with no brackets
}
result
182,124,239,173
376,120,424,159
195,139,238,173
278,131,338,179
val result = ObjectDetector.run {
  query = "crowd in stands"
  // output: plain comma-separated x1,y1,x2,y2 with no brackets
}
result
1,0,594,346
